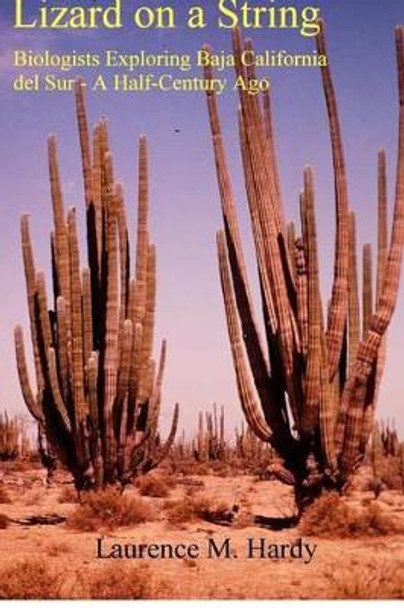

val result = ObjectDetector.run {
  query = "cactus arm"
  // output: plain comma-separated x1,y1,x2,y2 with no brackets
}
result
116,320,133,472
50,232,59,308
103,208,119,479
20,216,45,393
262,88,282,217
127,319,143,437
75,78,92,206
135,136,149,323
148,402,179,471
316,21,350,380
48,137,71,313
217,231,275,444
301,168,322,434
36,271,53,353
116,320,133,409
68,208,87,428
147,339,167,436
362,244,373,337
238,107,277,334
91,123,103,278
82,268,93,367
14,326,43,422
116,183,130,327
87,351,99,429
56,296,69,401
348,212,360,371
377,149,389,303
138,244,156,403
295,235,309,359
48,347,72,433
287,222,298,285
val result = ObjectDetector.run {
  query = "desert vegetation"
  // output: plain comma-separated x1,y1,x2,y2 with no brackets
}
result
67,487,153,531
0,412,31,461
0,20,403,604
204,23,404,511
14,79,179,490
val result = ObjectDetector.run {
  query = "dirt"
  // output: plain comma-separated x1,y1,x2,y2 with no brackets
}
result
0,464,403,599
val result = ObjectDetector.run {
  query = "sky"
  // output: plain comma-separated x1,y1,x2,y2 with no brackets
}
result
0,0,403,440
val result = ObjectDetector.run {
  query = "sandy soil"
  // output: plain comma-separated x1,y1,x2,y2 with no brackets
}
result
0,464,403,599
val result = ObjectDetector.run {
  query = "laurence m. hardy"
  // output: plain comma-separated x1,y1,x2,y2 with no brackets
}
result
97,537,317,564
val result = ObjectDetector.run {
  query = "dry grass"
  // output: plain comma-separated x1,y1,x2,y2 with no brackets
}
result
0,513,10,529
87,564,165,599
381,456,403,491
300,493,397,538
0,560,63,599
170,460,212,476
23,490,44,506
164,494,232,526
0,486,11,503
324,561,404,599
136,473,176,498
1,460,31,473
58,485,79,503
46,541,71,557
67,487,154,532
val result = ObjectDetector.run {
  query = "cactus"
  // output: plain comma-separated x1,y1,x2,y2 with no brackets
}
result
194,404,226,461
371,421,384,497
204,24,404,510
15,80,179,490
0,412,20,461
400,442,404,493
0,412,31,461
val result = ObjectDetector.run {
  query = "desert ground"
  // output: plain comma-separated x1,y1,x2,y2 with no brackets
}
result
0,459,403,600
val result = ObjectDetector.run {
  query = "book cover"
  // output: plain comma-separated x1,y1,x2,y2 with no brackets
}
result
0,0,403,600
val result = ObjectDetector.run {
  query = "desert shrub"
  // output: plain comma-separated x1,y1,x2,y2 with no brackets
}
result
324,561,404,599
0,487,11,504
381,456,403,491
0,560,62,599
88,565,157,599
170,460,212,477
58,485,79,503
0,514,10,529
67,488,153,532
47,541,71,557
300,493,397,538
164,495,210,525
2,461,30,473
136,473,176,498
165,495,231,526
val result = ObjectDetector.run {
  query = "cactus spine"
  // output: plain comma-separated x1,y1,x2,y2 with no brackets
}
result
15,80,179,489
205,24,404,508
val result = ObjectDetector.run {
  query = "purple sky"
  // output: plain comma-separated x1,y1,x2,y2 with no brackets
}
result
0,0,403,439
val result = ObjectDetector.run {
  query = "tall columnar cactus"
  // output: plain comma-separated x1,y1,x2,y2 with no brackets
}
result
194,404,226,461
204,24,404,509
0,412,31,461
371,421,384,497
0,412,21,461
15,80,179,489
